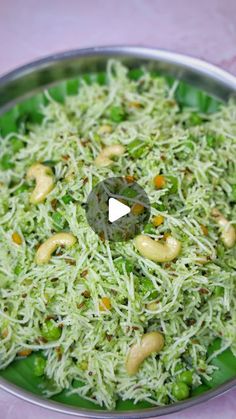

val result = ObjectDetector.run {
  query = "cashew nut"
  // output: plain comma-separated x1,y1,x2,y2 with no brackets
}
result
195,256,210,265
98,124,112,135
27,163,54,204
134,234,181,263
126,331,164,376
95,144,125,167
35,232,76,265
146,301,159,311
212,208,236,248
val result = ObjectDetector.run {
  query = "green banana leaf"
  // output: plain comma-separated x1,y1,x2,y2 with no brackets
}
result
0,352,151,410
0,70,222,137
204,339,236,388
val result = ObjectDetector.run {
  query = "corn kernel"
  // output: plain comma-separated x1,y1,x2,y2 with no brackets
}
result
200,224,208,236
152,215,164,227
125,175,135,183
99,297,111,312
18,349,32,357
131,203,144,215
12,232,23,245
153,175,166,189
1,328,8,338
129,101,142,109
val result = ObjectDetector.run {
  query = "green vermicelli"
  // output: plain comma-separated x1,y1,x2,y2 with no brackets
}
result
0,60,236,408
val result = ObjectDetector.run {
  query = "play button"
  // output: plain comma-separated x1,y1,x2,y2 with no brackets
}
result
85,177,150,242
108,198,130,223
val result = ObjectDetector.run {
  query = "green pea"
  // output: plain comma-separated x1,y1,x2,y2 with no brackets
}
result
127,139,147,158
206,134,215,148
10,137,25,153
122,187,137,198
109,106,126,123
143,223,154,234
172,381,190,400
52,212,65,230
152,203,166,211
149,290,159,299
189,112,202,126
14,183,29,195
128,68,144,81
41,319,61,341
14,265,22,275
114,258,133,274
214,286,224,297
62,194,73,204
140,277,155,294
124,260,134,274
177,370,193,385
174,362,184,372
0,153,15,170
33,356,46,377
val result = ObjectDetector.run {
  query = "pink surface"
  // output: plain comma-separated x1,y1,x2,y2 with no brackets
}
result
1,0,236,76
1,0,236,418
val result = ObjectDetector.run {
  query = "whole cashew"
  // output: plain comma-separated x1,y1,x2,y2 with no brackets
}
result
134,234,181,263
126,331,164,376
27,163,54,204
35,232,76,265
95,144,125,167
212,208,236,248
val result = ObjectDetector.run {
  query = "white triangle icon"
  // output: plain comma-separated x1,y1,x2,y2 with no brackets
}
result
108,198,130,223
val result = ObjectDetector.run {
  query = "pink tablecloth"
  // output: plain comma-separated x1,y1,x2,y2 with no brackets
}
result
0,0,236,418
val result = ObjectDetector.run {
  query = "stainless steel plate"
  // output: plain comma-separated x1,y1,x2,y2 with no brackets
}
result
0,46,236,418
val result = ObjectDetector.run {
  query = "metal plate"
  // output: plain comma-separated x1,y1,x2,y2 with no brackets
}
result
0,46,236,418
